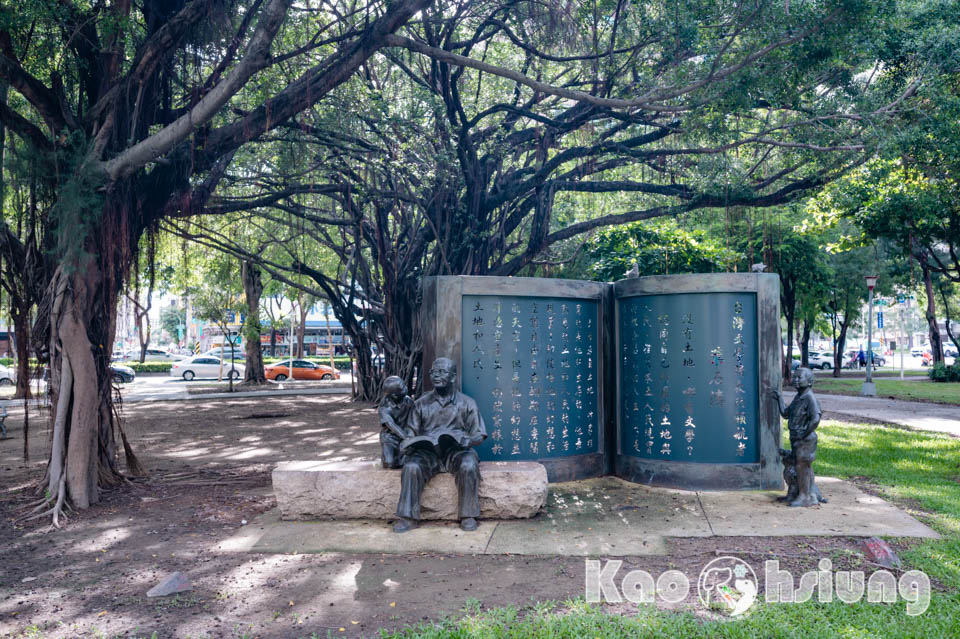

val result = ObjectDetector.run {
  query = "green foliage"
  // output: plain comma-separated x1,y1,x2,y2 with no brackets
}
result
126,362,172,373
567,219,739,282
191,255,243,327
928,362,960,383
48,132,106,269
159,306,186,341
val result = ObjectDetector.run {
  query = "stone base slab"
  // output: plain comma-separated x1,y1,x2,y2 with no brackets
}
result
273,460,547,521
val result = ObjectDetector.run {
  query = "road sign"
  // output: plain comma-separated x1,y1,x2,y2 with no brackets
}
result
878,312,883,329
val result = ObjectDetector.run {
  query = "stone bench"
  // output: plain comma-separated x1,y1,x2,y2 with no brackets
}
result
273,460,547,521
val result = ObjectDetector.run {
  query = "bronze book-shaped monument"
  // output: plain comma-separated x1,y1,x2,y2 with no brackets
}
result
419,273,786,492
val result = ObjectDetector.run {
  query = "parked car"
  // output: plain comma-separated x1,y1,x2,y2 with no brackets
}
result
808,351,835,370
109,364,136,383
0,364,16,385
123,348,184,362
910,347,927,357
264,359,340,381
202,347,243,361
170,355,245,381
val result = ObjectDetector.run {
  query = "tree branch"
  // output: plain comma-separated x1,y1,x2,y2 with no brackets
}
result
103,0,293,180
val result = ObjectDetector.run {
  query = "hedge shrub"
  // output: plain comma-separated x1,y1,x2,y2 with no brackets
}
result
928,362,960,383
127,362,173,373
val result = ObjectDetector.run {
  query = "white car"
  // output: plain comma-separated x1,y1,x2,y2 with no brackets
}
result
124,348,184,362
0,364,16,385
170,355,245,381
807,352,835,370
201,347,244,361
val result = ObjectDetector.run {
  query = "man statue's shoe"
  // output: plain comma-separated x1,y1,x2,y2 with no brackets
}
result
393,517,418,533
460,517,478,532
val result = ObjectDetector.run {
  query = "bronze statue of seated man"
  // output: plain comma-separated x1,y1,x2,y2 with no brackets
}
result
393,357,487,533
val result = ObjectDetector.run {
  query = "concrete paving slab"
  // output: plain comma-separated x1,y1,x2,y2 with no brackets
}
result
486,476,706,556
487,520,667,556
698,477,940,538
236,476,937,557
251,518,493,554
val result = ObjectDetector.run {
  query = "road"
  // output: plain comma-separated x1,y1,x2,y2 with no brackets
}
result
116,372,355,402
806,352,956,372
0,372,355,405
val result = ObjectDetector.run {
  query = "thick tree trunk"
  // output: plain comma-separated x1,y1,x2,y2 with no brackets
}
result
938,281,960,356
800,318,812,368
132,296,151,363
834,320,850,378
783,308,795,383
40,186,145,521
137,319,150,363
351,332,378,400
270,327,277,357
11,302,31,400
296,304,307,358
241,261,266,384
781,280,796,383
922,262,944,364
46,268,122,512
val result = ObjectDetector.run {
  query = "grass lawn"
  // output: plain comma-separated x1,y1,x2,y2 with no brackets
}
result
812,377,960,405
823,368,928,378
385,420,960,638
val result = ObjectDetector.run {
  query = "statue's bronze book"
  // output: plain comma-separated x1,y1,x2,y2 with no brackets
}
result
401,428,465,453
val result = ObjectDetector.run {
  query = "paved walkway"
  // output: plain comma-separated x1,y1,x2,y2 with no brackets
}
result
225,476,938,557
784,390,960,437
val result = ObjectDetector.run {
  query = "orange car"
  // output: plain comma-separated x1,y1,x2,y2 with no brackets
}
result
265,359,340,381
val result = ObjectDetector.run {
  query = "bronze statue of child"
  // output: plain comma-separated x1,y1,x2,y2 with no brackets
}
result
771,367,827,507
378,375,414,469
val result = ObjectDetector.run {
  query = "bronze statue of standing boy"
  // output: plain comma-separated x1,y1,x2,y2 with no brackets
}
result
770,367,827,507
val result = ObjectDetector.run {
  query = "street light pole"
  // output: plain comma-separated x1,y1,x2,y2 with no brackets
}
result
863,275,878,396
289,303,296,380
899,303,905,380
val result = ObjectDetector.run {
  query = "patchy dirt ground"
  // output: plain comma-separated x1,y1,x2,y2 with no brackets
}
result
0,395,924,638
